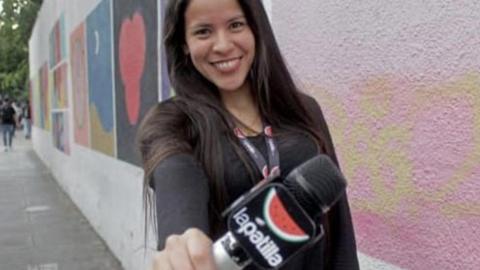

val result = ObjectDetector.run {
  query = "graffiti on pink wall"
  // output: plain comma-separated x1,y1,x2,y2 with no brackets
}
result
309,72,480,269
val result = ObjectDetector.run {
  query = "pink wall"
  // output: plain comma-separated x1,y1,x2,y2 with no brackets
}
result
273,1,480,269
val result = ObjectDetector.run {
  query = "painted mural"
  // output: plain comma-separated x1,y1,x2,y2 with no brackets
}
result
114,0,158,165
70,22,90,147
39,62,50,131
86,0,115,157
159,0,172,100
49,14,67,69
52,111,70,155
52,62,68,109
47,12,68,154
30,0,163,164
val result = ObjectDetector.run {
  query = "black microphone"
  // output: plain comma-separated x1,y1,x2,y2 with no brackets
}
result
283,154,347,217
212,154,347,269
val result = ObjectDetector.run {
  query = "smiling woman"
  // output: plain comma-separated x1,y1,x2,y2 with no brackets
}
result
137,0,359,269
183,0,259,134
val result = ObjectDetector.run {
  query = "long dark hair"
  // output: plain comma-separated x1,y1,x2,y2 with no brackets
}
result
138,0,328,242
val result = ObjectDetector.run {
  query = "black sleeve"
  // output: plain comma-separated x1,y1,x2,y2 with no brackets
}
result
302,95,360,270
152,153,210,250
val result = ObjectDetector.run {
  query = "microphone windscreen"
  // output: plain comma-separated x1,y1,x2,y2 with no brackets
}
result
284,155,347,216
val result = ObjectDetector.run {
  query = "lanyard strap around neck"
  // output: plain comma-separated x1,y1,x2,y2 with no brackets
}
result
234,125,280,178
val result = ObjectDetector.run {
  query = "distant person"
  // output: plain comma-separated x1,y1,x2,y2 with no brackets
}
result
22,101,32,139
11,99,21,137
1,99,17,151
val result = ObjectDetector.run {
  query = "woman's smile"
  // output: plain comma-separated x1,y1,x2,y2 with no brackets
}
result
211,57,242,73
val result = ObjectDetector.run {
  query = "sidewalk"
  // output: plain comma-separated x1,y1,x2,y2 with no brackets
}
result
0,134,123,270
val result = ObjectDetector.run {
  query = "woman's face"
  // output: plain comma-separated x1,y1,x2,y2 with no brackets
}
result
184,0,255,94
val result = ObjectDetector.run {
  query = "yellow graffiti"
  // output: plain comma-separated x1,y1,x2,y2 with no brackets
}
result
306,72,480,219
359,76,395,119
414,73,480,218
90,106,115,157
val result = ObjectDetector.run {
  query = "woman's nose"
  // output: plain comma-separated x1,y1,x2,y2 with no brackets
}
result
212,31,234,54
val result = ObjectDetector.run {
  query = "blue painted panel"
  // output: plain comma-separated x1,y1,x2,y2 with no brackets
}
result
86,0,114,132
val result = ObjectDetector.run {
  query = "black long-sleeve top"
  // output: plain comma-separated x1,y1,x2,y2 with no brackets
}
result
151,96,359,269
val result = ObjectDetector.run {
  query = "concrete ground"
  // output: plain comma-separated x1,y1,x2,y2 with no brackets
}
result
0,134,123,270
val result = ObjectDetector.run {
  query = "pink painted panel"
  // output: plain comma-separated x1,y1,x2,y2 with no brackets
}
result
70,22,90,147
273,1,480,269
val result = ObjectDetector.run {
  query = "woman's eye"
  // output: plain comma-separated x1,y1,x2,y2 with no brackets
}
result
230,21,245,30
194,29,210,38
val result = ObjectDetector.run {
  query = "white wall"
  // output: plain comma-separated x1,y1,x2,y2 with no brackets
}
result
29,0,156,269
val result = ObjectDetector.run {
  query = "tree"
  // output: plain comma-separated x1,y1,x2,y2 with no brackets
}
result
0,0,42,100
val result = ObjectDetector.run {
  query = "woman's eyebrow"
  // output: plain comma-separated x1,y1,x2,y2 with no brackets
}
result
187,14,246,30
227,15,246,23
188,22,211,29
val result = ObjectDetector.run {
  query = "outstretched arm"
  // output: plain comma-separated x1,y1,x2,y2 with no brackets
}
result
150,153,219,270
151,153,211,250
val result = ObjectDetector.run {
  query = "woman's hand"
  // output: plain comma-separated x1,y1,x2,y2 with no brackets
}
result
152,228,217,270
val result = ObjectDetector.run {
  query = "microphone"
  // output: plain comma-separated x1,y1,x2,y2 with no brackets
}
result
212,154,347,269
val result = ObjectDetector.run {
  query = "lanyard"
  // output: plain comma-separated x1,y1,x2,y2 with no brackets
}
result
234,125,280,178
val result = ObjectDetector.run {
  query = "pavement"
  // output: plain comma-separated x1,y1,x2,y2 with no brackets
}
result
0,133,123,270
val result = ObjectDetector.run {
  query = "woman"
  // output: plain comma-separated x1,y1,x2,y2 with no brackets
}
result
137,0,359,269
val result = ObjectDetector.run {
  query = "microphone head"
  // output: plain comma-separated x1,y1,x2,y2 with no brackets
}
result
284,155,347,217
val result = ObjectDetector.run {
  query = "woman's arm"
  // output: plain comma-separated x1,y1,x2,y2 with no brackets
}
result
152,153,210,250
150,153,220,270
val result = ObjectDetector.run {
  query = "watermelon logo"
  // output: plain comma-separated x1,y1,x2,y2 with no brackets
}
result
264,188,310,242
233,207,283,267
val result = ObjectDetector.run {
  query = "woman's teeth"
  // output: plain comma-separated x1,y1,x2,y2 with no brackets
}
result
214,58,239,71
